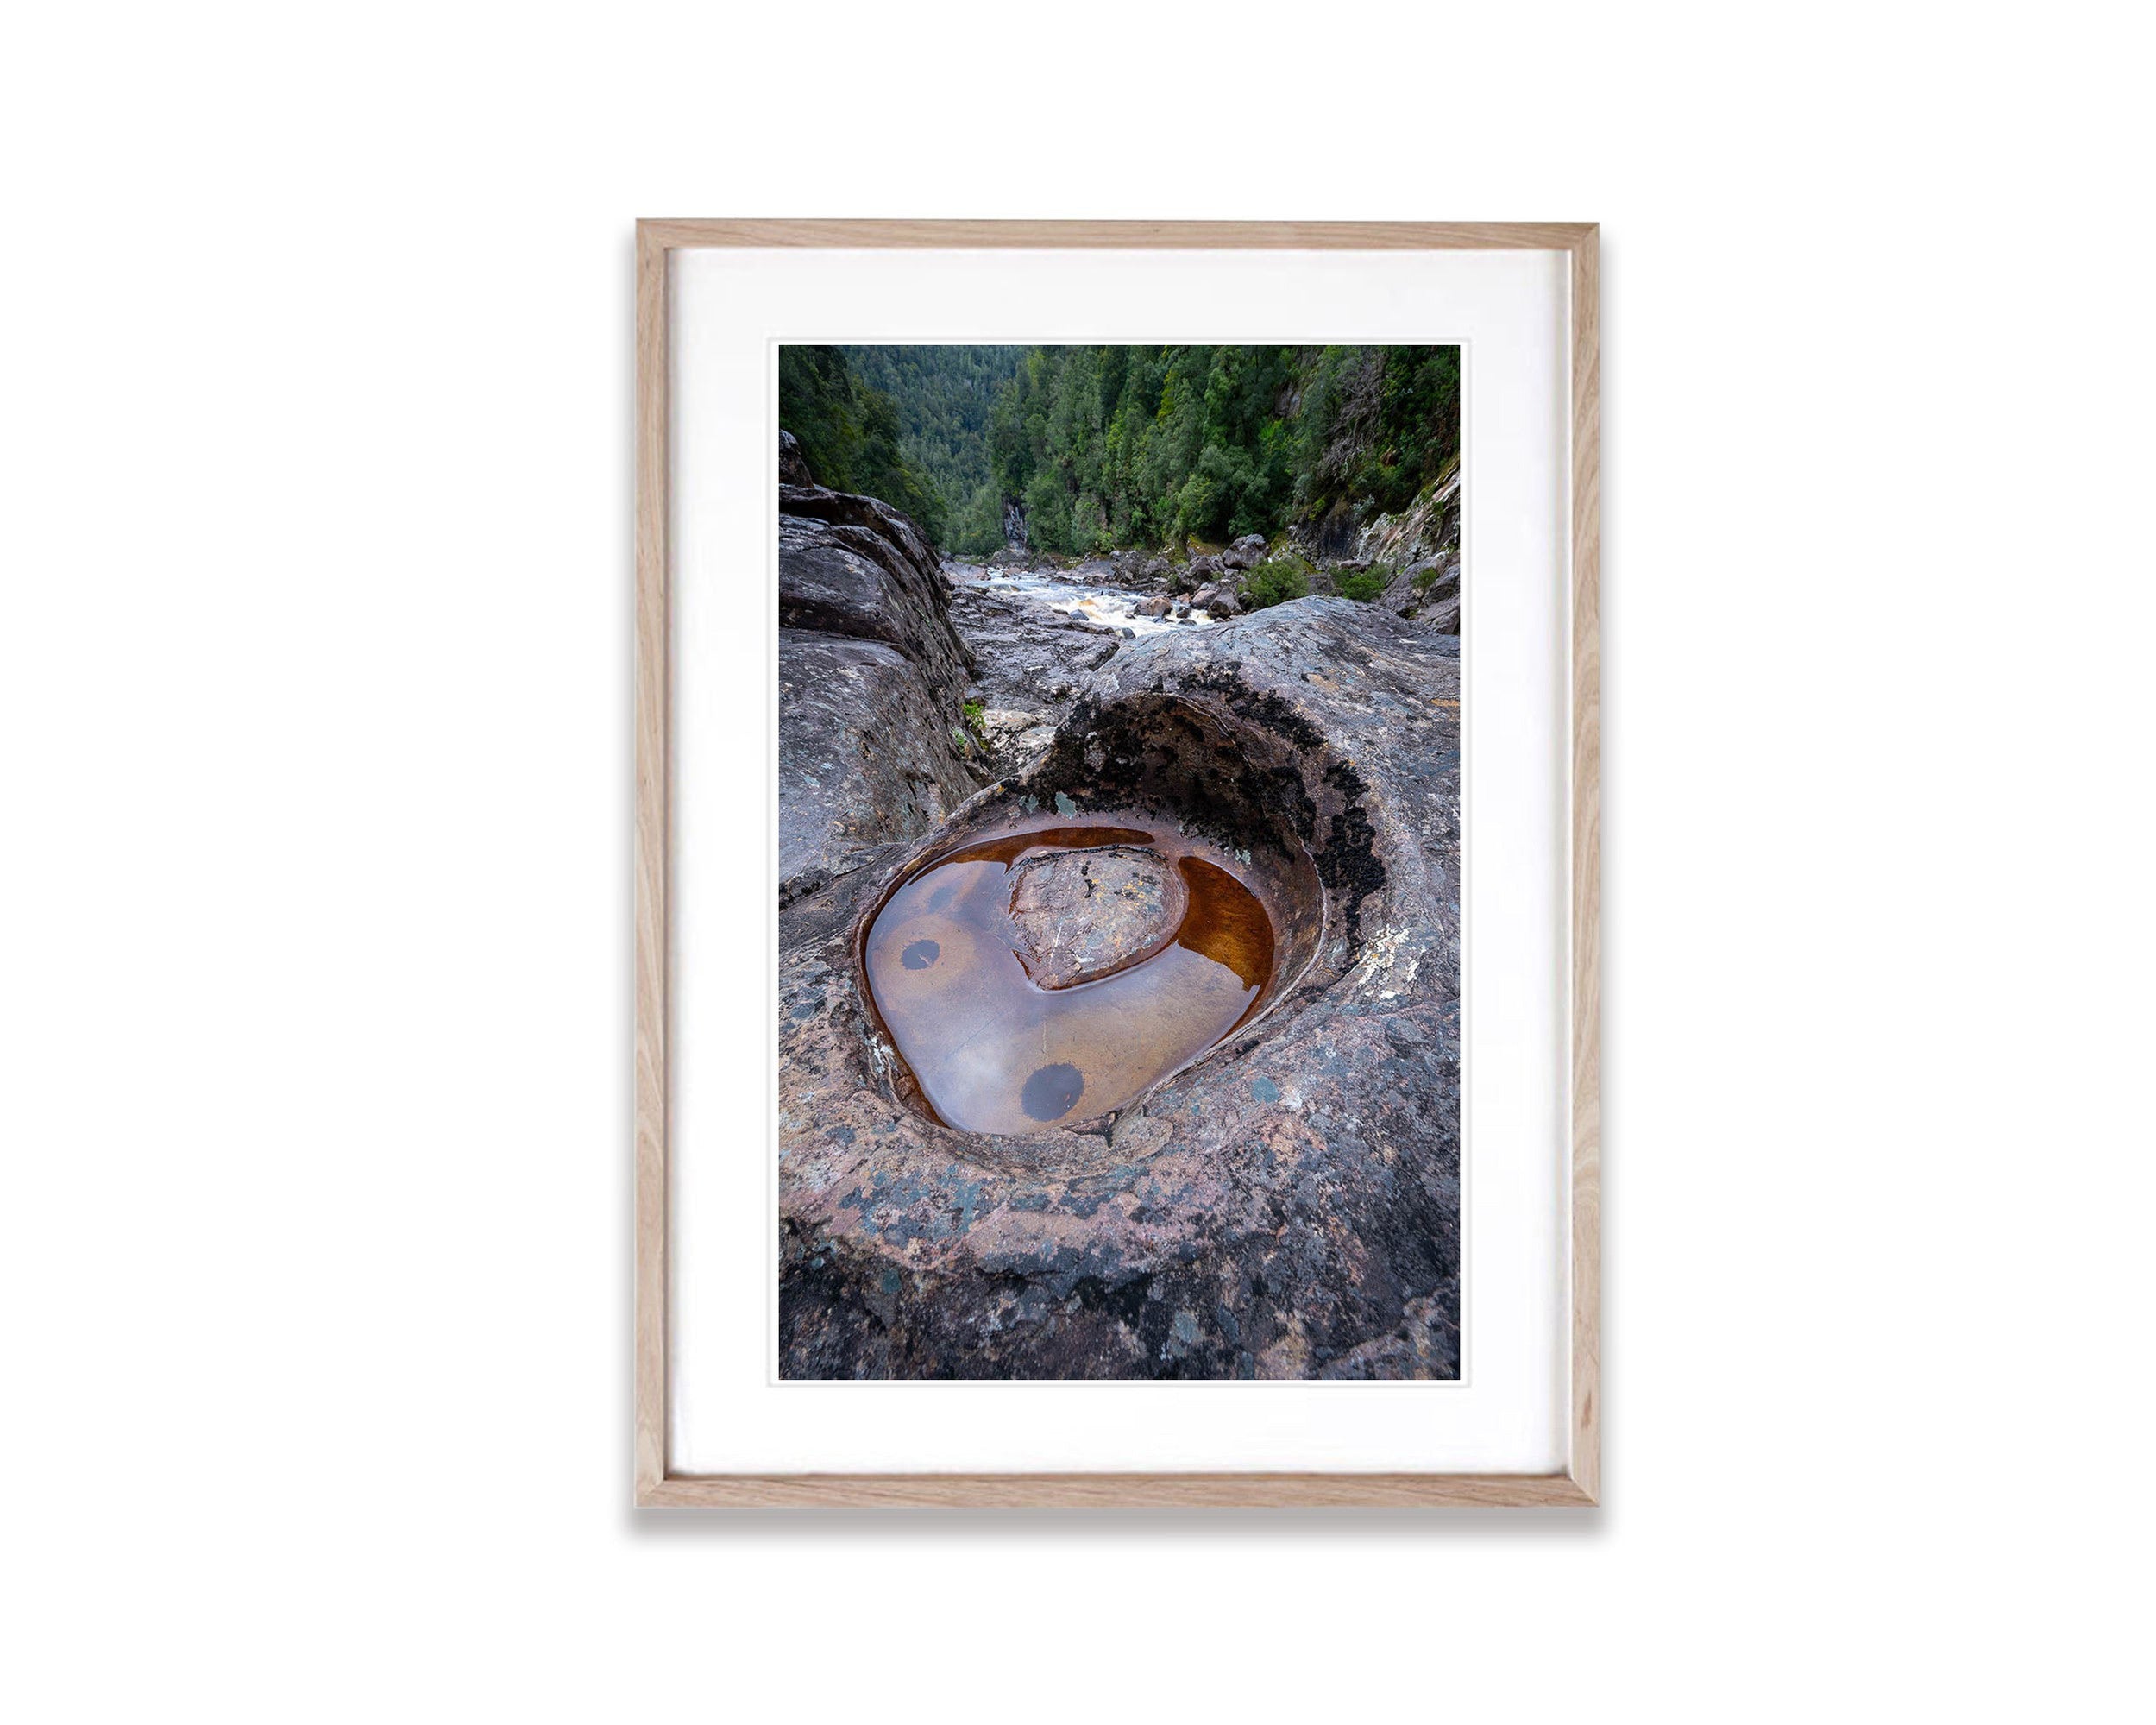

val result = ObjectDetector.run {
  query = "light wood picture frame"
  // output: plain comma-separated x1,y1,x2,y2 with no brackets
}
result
635,220,1600,1507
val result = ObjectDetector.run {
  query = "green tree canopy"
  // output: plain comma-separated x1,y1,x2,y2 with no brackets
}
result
781,343,1460,558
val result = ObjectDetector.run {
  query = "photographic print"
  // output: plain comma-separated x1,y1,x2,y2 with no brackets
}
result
776,343,1462,1380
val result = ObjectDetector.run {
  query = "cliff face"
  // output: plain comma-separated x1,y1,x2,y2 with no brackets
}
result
777,463,986,902
779,482,972,704
1358,463,1462,629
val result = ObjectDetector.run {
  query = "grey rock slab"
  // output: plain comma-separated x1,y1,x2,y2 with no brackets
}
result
779,488,971,708
778,630,985,902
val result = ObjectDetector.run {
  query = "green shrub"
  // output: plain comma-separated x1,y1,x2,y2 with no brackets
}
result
1243,557,1312,610
1336,565,1390,603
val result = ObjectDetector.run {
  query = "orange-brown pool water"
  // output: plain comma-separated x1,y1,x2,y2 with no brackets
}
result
863,821,1275,1135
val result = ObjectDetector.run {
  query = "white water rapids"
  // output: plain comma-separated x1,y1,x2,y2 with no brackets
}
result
950,564,1223,637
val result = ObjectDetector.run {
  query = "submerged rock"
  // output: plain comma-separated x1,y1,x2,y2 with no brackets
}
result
778,598,1461,1379
1006,844,1186,988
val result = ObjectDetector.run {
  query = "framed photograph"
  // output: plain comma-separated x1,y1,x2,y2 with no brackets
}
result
636,221,1599,1505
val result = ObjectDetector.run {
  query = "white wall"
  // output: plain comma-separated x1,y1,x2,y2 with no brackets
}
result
3,3,2147,1719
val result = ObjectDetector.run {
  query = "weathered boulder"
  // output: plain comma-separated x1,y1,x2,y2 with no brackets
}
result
1134,595,1171,618
1185,553,1224,581
1208,589,1241,618
976,706,1057,765
1376,554,1460,631
1223,532,1267,570
779,484,971,707
1404,557,1458,600
778,633,983,902
778,428,814,487
778,599,1461,1378
779,474,984,897
1418,590,1461,634
1191,583,1223,611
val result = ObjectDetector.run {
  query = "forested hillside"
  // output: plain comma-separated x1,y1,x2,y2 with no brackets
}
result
780,343,1460,559
775,347,949,541
848,346,1021,555
988,345,1458,556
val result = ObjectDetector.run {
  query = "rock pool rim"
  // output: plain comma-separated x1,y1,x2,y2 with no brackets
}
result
854,801,1328,1140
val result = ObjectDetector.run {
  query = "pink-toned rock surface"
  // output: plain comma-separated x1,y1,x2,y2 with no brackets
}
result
777,601,1461,1379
